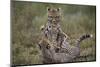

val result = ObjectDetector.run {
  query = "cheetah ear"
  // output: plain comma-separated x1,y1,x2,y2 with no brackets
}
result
47,7,51,11
57,8,61,11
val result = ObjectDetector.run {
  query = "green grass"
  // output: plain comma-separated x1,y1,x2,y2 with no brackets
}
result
11,1,96,65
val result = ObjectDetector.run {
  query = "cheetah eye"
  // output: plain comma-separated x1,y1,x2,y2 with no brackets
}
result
55,16,60,18
48,16,53,18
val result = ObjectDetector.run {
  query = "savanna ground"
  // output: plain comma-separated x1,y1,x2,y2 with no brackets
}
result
11,1,96,65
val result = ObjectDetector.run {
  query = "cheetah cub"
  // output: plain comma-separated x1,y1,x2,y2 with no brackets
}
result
39,7,69,50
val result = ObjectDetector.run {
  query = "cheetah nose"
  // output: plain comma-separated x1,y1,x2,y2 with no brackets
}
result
52,19,56,22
